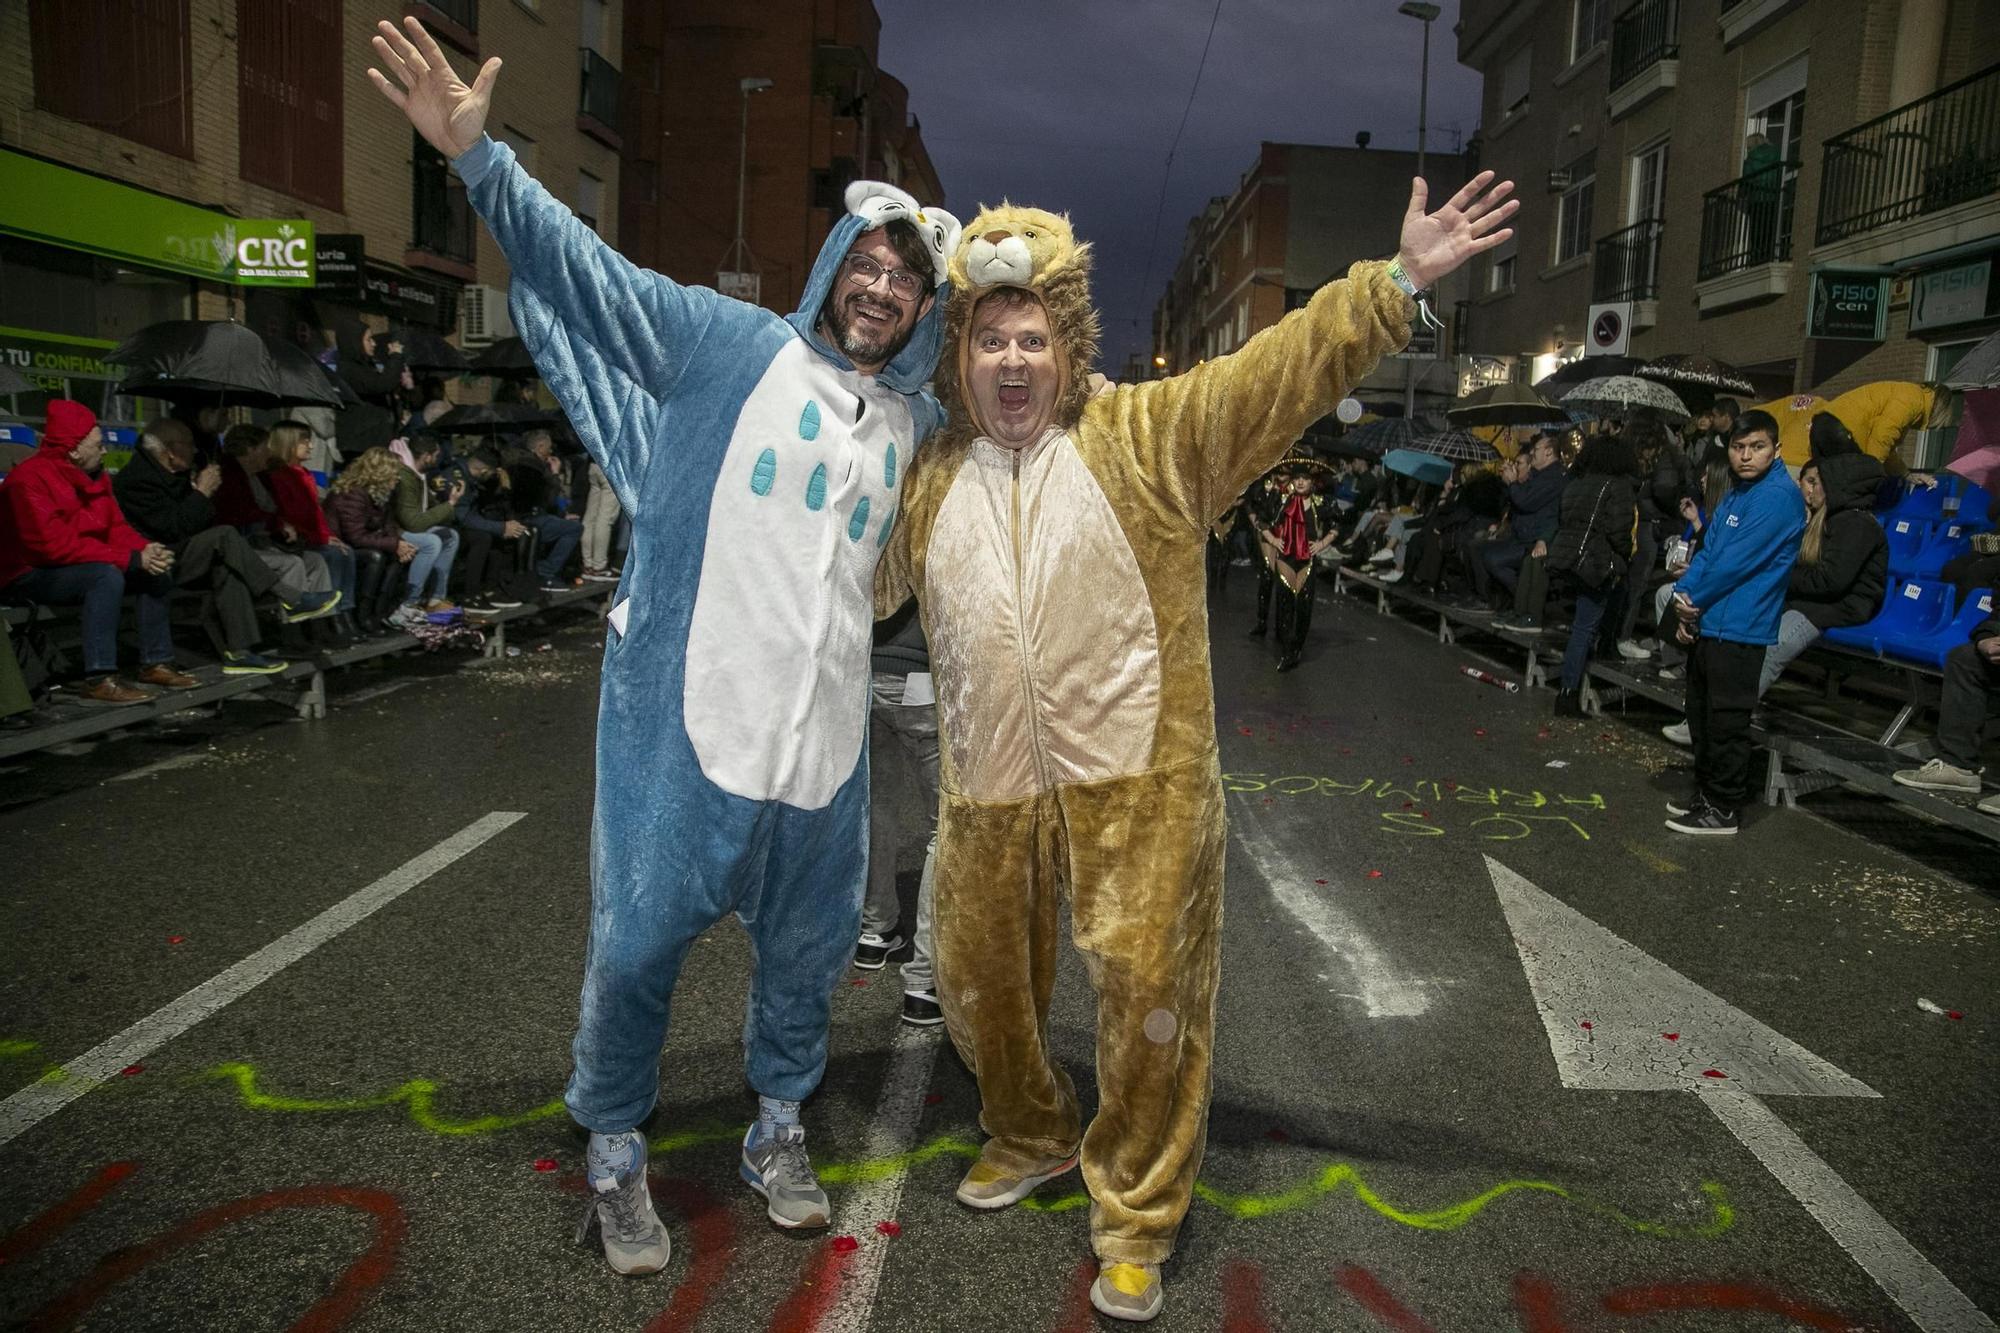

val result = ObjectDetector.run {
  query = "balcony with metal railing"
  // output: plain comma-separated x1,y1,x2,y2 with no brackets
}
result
1816,62,2000,246
1594,218,1663,303
1609,0,1678,108
1695,157,1797,310
578,47,623,150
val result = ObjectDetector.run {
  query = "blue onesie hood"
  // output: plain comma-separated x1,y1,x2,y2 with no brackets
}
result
788,210,952,397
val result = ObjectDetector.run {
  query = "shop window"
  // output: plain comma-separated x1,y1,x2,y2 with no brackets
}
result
29,0,193,159
238,0,344,210
577,169,604,233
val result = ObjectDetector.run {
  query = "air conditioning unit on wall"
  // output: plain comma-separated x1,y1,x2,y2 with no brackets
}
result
459,284,515,346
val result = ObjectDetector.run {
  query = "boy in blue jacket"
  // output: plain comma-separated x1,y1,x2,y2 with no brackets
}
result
1666,410,1805,834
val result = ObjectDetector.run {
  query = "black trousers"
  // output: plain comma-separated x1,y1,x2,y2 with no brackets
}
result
1936,638,2000,770
174,526,278,653
1687,637,1765,811
1252,560,1274,630
1939,551,2000,602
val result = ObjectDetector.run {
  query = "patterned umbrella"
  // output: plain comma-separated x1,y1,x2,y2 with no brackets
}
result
1412,428,1501,462
1447,382,1570,429
1561,376,1691,422
1638,353,1755,397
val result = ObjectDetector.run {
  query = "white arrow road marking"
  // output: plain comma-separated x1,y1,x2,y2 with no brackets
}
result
1233,796,1429,1018
0,812,528,1151
820,1021,943,1333
1484,854,1995,1333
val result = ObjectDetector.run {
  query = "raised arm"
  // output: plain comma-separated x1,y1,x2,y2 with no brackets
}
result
1111,172,1517,525
368,18,723,403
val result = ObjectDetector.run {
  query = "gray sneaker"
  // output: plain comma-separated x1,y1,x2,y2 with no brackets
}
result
1091,1262,1165,1323
1892,757,1982,794
577,1132,672,1276
740,1123,830,1229
1980,792,2000,817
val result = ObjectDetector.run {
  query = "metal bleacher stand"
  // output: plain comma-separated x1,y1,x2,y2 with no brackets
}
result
1327,472,1999,844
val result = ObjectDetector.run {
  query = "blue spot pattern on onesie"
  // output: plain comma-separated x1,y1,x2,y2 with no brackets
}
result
876,503,896,547
806,462,828,512
849,497,871,541
750,448,777,496
799,400,821,441
883,443,897,489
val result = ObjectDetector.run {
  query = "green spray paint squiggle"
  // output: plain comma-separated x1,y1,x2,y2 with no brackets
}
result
204,1061,1732,1238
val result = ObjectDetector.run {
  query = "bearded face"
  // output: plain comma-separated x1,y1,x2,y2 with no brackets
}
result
821,227,932,373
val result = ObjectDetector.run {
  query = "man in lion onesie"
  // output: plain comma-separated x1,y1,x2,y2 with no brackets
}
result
878,173,1515,1320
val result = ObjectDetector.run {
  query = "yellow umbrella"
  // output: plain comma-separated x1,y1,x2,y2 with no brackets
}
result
1752,382,1934,467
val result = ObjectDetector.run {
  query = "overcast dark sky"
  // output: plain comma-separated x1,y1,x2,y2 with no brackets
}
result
874,0,1483,373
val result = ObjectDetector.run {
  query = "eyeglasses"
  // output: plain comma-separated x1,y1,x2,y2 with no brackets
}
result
841,253,926,302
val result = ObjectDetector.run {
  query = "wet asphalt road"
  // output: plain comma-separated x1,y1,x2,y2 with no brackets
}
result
1,581,1994,1333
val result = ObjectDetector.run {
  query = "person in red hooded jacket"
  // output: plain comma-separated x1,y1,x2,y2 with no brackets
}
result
0,401,193,704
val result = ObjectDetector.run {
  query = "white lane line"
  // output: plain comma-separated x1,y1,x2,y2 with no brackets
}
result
1231,796,1430,1018
0,811,527,1150
335,679,420,707
820,1021,944,1333
1701,1087,1996,1333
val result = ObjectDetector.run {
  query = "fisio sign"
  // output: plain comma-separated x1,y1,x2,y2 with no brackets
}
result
232,220,317,286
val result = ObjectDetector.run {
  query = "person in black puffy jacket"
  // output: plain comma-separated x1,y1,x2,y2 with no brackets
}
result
1547,433,1639,712
1759,450,1888,695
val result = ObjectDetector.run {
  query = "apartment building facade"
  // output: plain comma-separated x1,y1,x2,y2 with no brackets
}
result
619,0,944,317
1150,141,1475,423
0,0,622,424
1457,0,1999,455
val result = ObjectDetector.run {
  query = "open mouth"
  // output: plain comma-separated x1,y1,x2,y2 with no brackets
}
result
997,378,1031,411
848,296,897,329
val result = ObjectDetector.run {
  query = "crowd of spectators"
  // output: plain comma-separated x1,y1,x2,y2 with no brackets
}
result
0,397,620,708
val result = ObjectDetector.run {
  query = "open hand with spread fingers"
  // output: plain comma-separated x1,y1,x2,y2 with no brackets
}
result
1396,170,1520,291
367,16,502,160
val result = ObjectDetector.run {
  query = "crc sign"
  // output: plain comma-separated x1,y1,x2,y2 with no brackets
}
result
232,220,316,286
1807,270,1887,341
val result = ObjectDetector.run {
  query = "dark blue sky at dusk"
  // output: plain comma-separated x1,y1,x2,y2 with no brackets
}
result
875,0,1485,373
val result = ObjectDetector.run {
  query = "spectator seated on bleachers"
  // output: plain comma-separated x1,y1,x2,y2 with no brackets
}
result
498,429,584,594
264,420,363,642
1483,433,1567,624
1892,609,2000,816
387,432,463,623
1402,466,1506,604
1761,451,1888,693
216,423,352,644
0,401,198,703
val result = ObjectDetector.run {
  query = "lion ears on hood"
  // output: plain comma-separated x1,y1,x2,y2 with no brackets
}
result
843,181,961,287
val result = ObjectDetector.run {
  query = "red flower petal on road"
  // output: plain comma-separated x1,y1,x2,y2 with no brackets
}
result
1537,728,1552,740
1474,728,1487,737
532,1157,559,1172
850,978,868,987
1266,1127,1290,1142
1444,780,1458,790
1420,811,1432,819
875,1220,902,1237
924,1093,943,1105
1340,747,1354,756
1702,1069,1728,1079
1400,756,1414,765
1663,1032,1679,1041
1949,1011,1964,1021
1579,1021,1594,1030
1402,801,1413,809
167,936,185,945
1240,727,1253,735
120,1064,144,1077
1367,870,1384,879
832,1235,860,1254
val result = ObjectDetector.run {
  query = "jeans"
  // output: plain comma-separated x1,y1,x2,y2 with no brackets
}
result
401,527,458,603
314,543,358,609
1687,637,1764,812
1560,579,1623,690
530,514,582,580
1936,638,2000,769
1478,533,1534,598
863,671,939,996
3,562,174,675
583,463,622,570
1757,609,1822,697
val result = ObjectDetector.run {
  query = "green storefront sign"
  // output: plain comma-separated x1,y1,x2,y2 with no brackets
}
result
0,324,119,390
0,149,315,286
1807,270,1887,341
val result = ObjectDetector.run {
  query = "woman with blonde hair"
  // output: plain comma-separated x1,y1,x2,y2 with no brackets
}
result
326,448,422,634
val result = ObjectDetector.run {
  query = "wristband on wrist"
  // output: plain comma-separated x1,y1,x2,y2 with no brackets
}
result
1386,257,1422,296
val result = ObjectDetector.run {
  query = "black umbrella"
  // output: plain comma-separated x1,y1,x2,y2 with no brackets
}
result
109,320,344,408
429,402,568,435
398,329,470,374
469,337,536,375
1446,382,1570,429
1533,354,1641,393
1637,353,1755,397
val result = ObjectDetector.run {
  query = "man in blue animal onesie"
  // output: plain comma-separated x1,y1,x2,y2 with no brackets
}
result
370,18,961,1274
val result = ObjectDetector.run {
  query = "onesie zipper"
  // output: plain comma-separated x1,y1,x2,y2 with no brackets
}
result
1008,447,1054,790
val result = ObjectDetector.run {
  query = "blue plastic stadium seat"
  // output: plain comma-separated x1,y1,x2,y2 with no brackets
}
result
1906,520,1975,579
0,424,35,446
1882,516,1935,576
1894,587,1996,668
1947,480,1995,530
101,427,137,447
1878,478,1950,524
1847,577,1955,657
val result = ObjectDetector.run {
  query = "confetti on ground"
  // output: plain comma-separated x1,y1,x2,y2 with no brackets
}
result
1266,1127,1290,1142
850,978,868,988
1663,1033,1680,1041
1546,760,1569,769
924,1093,943,1105
1580,1021,1594,1031
1702,1069,1728,1079
875,1220,902,1237
167,935,185,945
120,1064,144,1077
1314,879,1328,885
832,1235,860,1254
1366,870,1384,879
533,1158,559,1172
1917,997,1945,1015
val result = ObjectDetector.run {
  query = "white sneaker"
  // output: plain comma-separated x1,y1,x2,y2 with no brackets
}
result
1379,569,1404,584
1661,720,1691,746
1369,546,1395,565
1891,757,1982,794
1979,792,2000,817
1616,639,1650,660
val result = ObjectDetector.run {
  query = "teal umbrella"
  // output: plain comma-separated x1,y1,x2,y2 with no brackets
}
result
1382,448,1453,486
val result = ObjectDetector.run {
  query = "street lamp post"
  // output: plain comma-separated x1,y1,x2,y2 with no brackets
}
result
1397,2,1440,420
724,76,774,295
